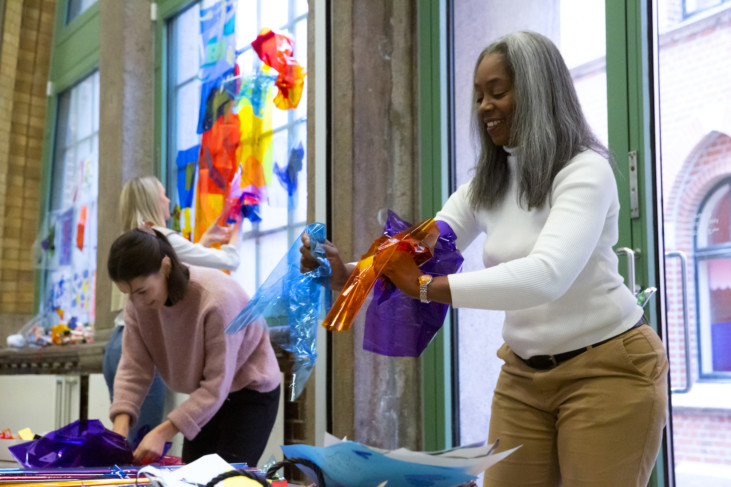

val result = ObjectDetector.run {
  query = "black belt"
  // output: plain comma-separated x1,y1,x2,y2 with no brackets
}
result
517,316,648,370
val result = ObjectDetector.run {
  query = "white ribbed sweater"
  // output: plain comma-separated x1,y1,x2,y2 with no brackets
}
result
437,148,643,358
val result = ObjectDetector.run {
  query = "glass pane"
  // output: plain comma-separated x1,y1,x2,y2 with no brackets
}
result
67,0,97,24
655,0,731,483
272,102,289,130
451,0,608,448
296,0,309,17
696,258,731,373
236,4,259,45
708,187,730,245
43,71,99,329
261,1,284,31
173,4,202,82
76,77,94,140
686,0,723,16
176,81,202,150
166,0,308,289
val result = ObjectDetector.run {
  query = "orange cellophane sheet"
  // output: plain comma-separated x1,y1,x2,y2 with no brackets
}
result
322,217,439,332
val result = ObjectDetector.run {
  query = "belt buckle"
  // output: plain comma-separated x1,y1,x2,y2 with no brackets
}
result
529,354,558,370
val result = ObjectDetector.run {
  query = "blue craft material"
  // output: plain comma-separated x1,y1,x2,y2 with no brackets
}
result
226,222,331,400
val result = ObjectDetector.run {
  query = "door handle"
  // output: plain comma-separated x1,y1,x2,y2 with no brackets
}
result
616,247,638,295
666,250,692,394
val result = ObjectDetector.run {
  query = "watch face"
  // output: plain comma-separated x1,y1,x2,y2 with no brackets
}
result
418,274,433,285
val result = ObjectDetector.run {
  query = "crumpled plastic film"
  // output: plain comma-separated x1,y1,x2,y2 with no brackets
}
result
251,28,307,110
364,211,464,357
322,217,439,332
9,419,133,468
225,222,331,400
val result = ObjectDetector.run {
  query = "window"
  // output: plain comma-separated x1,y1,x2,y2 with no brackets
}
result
66,0,97,23
695,178,731,378
39,72,99,327
683,0,730,18
166,0,308,297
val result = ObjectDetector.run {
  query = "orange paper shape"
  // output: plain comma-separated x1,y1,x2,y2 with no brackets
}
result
251,28,307,110
76,205,87,250
322,218,439,332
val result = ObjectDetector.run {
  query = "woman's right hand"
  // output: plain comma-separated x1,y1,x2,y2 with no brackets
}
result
300,233,352,291
200,215,242,247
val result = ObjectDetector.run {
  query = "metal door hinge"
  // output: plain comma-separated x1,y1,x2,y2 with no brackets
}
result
628,151,640,219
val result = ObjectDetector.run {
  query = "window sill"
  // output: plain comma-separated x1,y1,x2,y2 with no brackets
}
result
671,382,731,411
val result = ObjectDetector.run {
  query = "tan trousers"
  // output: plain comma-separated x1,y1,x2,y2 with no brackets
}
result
483,325,668,487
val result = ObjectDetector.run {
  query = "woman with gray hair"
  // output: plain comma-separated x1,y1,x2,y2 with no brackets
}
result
301,31,668,486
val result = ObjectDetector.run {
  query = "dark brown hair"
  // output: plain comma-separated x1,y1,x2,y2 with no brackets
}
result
107,228,190,305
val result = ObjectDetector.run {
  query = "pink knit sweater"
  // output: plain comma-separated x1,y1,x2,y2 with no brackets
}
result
109,266,281,440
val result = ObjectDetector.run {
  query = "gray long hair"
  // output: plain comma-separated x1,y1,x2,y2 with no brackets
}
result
468,31,607,211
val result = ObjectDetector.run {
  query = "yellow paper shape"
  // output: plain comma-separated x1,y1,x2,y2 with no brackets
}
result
18,427,34,440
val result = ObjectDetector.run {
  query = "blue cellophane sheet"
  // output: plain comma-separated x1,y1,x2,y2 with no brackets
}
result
225,222,331,400
364,210,463,357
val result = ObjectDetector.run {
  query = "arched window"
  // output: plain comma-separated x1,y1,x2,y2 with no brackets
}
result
695,177,731,378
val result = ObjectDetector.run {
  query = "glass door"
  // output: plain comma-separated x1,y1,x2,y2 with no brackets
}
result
653,1,731,485
451,0,609,448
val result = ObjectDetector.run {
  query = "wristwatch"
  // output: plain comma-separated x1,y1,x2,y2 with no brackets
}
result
418,274,433,303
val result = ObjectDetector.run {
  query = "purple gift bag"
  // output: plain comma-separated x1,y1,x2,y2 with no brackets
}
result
9,419,133,468
363,210,463,357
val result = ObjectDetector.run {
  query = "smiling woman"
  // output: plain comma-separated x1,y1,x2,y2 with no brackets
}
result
105,227,281,466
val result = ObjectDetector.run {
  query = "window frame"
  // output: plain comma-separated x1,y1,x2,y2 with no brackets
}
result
683,0,730,19
157,0,310,293
693,177,731,380
36,0,100,311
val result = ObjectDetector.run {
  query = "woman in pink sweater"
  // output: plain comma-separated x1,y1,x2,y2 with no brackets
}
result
107,226,281,466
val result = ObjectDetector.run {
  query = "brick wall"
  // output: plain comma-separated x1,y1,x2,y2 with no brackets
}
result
655,7,731,468
0,0,55,341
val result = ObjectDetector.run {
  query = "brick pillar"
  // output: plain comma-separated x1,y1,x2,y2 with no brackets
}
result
0,0,56,341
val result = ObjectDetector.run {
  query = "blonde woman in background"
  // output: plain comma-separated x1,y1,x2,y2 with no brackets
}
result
103,175,241,445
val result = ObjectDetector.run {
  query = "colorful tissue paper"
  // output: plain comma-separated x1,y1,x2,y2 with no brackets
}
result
226,223,331,400
322,217,440,332
364,212,463,357
236,70,275,206
176,145,200,239
76,205,87,251
251,28,306,110
274,142,304,196
195,109,241,242
197,67,238,135
197,0,238,113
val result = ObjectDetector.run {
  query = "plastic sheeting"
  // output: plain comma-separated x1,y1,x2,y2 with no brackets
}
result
364,211,464,357
225,223,331,400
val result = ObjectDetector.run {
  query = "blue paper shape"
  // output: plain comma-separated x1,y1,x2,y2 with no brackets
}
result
274,142,304,197
280,441,476,487
176,145,200,209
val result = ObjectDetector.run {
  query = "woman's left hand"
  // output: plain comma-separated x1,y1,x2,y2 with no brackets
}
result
133,420,179,465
